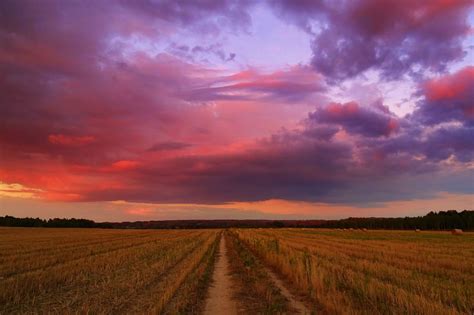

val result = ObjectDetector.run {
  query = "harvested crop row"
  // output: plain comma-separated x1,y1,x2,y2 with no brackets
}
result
0,229,191,258
234,229,474,314
0,228,151,253
269,234,473,287
0,228,218,314
162,232,220,314
247,229,474,278
262,229,474,265
0,230,198,277
113,231,218,314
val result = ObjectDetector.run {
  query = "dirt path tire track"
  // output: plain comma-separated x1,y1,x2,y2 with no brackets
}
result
204,236,238,315
264,267,311,314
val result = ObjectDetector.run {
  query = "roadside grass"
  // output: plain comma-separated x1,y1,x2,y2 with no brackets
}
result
226,231,291,314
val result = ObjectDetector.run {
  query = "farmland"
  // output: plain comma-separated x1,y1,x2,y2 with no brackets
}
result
234,229,474,314
0,227,473,314
0,228,219,314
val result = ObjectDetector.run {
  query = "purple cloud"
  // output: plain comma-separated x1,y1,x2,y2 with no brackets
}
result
308,101,399,137
423,127,474,162
121,0,256,31
270,0,472,80
411,66,474,126
187,66,325,102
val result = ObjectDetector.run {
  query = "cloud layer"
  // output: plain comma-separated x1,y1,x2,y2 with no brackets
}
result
271,0,472,80
0,0,473,215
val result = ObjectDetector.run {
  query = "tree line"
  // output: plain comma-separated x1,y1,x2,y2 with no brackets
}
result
0,215,97,228
319,210,473,230
0,210,472,230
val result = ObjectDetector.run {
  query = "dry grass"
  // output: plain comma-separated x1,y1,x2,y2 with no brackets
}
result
0,227,219,314
225,231,291,314
162,232,220,314
3,227,472,314
234,228,474,315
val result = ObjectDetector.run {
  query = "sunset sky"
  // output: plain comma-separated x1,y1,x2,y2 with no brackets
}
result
1,0,473,221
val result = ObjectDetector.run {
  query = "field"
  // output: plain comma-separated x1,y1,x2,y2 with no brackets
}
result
0,227,473,314
234,229,474,314
0,228,219,314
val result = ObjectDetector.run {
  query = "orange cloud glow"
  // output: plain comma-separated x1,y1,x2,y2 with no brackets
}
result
110,160,140,171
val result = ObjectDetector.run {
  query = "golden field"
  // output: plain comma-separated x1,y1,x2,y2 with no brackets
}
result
1,227,473,314
234,228,474,314
0,228,219,314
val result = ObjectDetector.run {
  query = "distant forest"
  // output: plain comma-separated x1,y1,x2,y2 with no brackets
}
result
0,210,473,230
319,210,473,230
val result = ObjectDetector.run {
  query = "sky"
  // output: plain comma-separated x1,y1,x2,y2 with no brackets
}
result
0,0,473,221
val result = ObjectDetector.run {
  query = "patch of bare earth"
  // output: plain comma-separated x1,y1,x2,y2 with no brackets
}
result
204,236,238,315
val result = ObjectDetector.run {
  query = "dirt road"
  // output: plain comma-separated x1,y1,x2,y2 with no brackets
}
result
204,236,238,315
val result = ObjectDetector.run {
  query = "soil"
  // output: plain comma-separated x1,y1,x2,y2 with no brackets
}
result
203,236,238,315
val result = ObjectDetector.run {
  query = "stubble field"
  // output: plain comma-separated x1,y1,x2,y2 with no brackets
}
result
0,227,472,314
234,228,474,314
0,228,219,314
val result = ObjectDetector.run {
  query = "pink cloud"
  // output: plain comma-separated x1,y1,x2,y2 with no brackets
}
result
425,66,474,101
412,66,474,126
48,134,96,146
